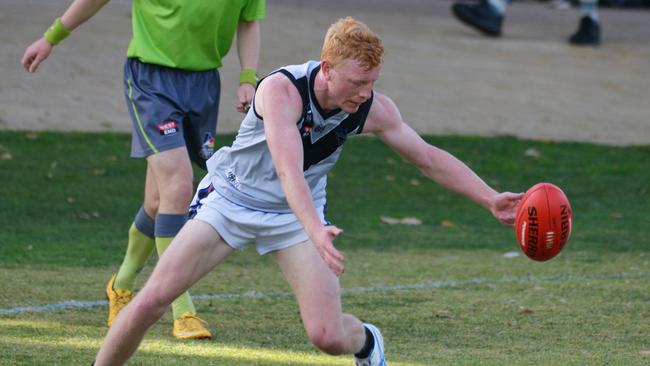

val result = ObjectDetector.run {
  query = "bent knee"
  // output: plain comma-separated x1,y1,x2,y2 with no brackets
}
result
131,291,168,322
307,327,346,355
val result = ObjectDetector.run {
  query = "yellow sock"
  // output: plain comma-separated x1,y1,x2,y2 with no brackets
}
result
114,223,155,290
155,236,197,319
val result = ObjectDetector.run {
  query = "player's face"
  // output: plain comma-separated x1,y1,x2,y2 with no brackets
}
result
328,59,380,113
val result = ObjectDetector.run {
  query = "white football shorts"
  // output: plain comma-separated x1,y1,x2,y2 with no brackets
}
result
189,175,326,255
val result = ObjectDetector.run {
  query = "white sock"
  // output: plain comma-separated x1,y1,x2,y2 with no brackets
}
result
488,0,510,15
580,0,599,22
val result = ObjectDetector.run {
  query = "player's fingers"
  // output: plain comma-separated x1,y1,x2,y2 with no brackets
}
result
29,54,45,73
235,101,251,114
22,54,38,72
21,52,32,70
328,245,345,262
321,245,344,275
498,217,514,227
509,192,525,200
326,226,344,237
29,60,39,73
325,254,344,276
242,91,254,104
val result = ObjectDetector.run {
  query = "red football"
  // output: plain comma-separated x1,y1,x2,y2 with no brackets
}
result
515,183,572,261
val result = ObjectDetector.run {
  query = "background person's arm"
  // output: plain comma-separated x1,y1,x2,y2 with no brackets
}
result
22,0,111,73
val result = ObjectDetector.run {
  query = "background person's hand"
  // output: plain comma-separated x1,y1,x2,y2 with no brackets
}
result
236,83,256,113
22,38,53,73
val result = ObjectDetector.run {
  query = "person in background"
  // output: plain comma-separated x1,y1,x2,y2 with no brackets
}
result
22,0,265,339
451,0,601,46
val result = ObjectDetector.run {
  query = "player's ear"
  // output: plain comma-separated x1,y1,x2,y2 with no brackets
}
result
321,60,333,81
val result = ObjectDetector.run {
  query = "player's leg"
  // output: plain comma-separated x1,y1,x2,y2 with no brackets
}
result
147,147,212,339
107,60,166,327
94,220,232,365
121,58,211,338
568,0,601,46
142,162,160,217
451,0,509,37
275,241,386,364
107,204,156,326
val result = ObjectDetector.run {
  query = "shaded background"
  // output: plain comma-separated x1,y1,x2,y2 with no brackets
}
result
1,0,649,145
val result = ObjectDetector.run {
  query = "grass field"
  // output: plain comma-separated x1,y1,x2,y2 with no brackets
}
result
1,130,649,365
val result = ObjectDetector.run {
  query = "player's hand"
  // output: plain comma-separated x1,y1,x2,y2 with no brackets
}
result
236,83,256,113
312,225,345,276
490,191,524,227
22,38,53,73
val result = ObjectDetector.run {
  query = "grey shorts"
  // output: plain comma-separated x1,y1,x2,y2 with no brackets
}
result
123,58,221,170
189,175,326,255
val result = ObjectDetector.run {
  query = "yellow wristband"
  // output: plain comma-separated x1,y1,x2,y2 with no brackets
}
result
239,68,258,86
44,18,71,46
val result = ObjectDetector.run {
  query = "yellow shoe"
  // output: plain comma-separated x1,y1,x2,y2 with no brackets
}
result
105,274,134,326
173,312,212,340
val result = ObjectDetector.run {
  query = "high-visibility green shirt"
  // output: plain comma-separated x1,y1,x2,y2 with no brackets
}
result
126,0,265,71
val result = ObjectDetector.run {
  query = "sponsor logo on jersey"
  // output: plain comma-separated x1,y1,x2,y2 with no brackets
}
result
157,121,178,136
299,110,314,138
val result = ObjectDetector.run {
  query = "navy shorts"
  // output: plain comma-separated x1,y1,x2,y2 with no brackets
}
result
123,58,221,170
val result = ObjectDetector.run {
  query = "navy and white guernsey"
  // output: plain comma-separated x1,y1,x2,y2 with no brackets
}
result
205,60,373,213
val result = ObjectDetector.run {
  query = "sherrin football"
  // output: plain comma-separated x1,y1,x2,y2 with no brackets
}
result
515,183,572,261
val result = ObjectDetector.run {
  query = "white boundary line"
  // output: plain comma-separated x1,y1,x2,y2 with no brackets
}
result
1,271,648,316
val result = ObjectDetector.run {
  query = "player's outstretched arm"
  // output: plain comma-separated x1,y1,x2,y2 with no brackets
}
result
22,0,110,73
363,92,522,226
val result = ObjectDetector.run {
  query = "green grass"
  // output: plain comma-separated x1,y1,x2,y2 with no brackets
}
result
1,130,649,365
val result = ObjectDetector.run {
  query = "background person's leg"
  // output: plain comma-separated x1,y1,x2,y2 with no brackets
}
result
569,0,601,45
94,220,233,365
146,147,211,338
451,0,510,36
107,166,159,326
114,207,155,291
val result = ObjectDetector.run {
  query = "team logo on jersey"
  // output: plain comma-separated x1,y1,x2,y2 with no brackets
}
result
225,169,241,190
299,110,314,138
157,120,178,136
200,133,215,160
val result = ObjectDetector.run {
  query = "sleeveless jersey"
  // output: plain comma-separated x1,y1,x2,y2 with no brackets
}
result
206,60,373,213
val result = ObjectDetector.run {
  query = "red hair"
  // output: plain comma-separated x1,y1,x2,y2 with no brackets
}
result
321,17,384,70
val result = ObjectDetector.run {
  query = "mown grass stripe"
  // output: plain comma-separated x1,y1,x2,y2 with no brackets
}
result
2,271,648,316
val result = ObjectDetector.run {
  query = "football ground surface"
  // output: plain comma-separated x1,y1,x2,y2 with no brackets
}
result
2,0,650,364
1,132,649,365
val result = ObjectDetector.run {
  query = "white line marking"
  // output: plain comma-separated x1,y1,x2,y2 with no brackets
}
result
1,271,648,316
